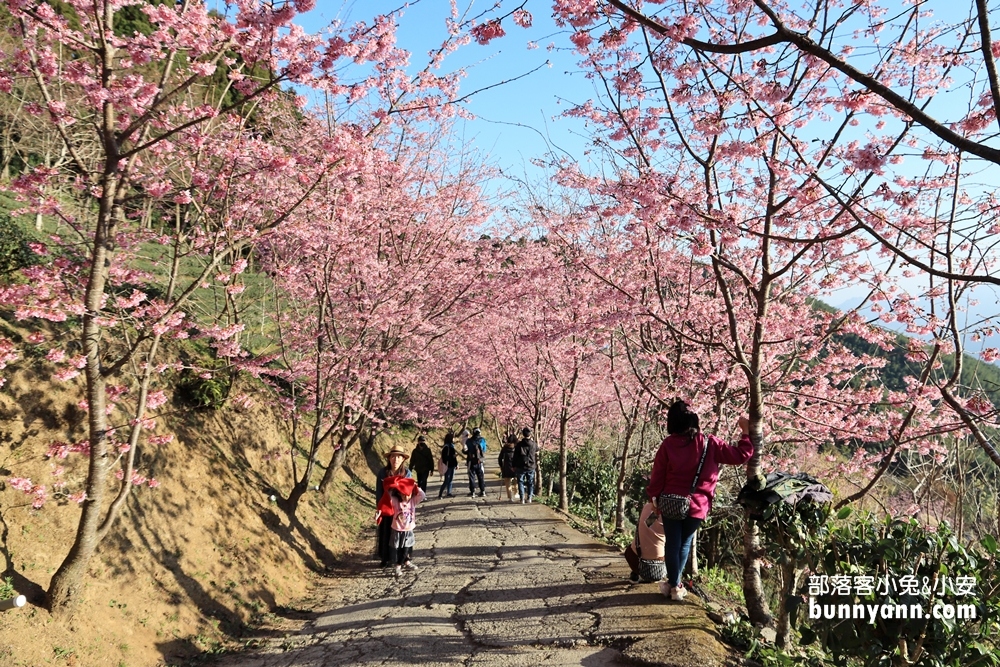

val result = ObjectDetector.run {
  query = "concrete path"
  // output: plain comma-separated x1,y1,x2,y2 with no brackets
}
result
210,471,731,667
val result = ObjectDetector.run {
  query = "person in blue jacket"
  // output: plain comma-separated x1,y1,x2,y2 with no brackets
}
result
464,427,488,497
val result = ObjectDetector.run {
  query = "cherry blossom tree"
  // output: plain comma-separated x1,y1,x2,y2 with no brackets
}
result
0,0,492,611
465,216,622,510
552,0,1000,471
253,126,494,517
539,0,990,633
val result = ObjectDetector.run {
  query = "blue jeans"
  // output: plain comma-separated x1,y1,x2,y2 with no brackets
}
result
438,466,455,497
663,516,703,587
516,468,535,502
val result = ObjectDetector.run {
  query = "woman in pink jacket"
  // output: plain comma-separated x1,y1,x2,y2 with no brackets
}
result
647,400,754,600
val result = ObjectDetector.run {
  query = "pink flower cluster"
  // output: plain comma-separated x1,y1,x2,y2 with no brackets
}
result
47,440,92,459
8,477,48,509
146,390,168,411
0,337,17,388
113,469,159,488
471,20,505,46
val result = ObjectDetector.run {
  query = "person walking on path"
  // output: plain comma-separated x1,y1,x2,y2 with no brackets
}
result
209,454,737,667
513,427,537,504
409,435,436,494
437,432,459,499
375,445,412,567
384,475,426,577
497,434,519,502
646,400,754,601
464,427,487,497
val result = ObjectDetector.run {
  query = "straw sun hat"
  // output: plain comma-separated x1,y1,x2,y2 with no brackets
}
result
384,445,409,461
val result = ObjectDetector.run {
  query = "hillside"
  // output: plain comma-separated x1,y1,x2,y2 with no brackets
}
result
803,298,1000,409
0,330,379,667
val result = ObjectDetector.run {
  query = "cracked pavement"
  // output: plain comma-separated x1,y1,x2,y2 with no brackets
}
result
209,470,731,667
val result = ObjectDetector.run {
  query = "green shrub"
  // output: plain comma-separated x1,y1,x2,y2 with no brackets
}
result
175,372,230,409
697,565,743,602
565,444,617,527
0,576,15,599
0,212,35,277
793,511,1000,667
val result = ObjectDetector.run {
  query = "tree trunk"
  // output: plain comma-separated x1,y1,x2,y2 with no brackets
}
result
318,425,363,494
285,436,319,519
285,477,309,517
708,524,719,569
47,82,120,608
775,559,801,649
742,520,771,626
614,402,640,532
741,408,772,626
319,444,346,494
558,414,570,511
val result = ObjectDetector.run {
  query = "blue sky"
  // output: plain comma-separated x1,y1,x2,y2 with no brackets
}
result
296,0,597,182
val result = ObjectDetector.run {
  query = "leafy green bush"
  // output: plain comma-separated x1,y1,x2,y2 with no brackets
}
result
793,511,1000,667
539,449,559,496
566,444,617,528
721,617,831,666
697,565,743,602
0,212,35,277
175,372,230,409
623,461,651,527
0,576,15,599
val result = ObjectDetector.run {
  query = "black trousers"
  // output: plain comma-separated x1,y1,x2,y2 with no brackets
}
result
468,462,485,492
376,517,393,565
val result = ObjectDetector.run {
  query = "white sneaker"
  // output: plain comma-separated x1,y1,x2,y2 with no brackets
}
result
658,581,672,597
394,565,402,577
671,585,687,601
404,561,418,571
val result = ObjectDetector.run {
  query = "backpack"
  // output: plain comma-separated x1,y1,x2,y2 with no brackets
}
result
736,472,833,520
466,437,483,464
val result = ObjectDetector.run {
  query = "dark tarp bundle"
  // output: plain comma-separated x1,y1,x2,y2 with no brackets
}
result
736,472,833,519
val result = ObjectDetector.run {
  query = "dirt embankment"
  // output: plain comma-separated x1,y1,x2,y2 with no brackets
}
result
0,340,376,667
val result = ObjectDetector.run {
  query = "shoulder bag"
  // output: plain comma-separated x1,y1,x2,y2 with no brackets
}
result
636,515,666,582
657,434,708,521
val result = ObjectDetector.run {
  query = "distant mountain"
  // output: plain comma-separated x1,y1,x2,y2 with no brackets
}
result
816,298,1000,405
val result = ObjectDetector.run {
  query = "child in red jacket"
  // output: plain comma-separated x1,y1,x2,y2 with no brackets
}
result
384,475,426,577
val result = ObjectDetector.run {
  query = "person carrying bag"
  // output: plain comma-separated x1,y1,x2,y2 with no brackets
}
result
646,400,754,601
657,436,708,521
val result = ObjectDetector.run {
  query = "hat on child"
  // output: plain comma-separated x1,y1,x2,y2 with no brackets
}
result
385,475,417,497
